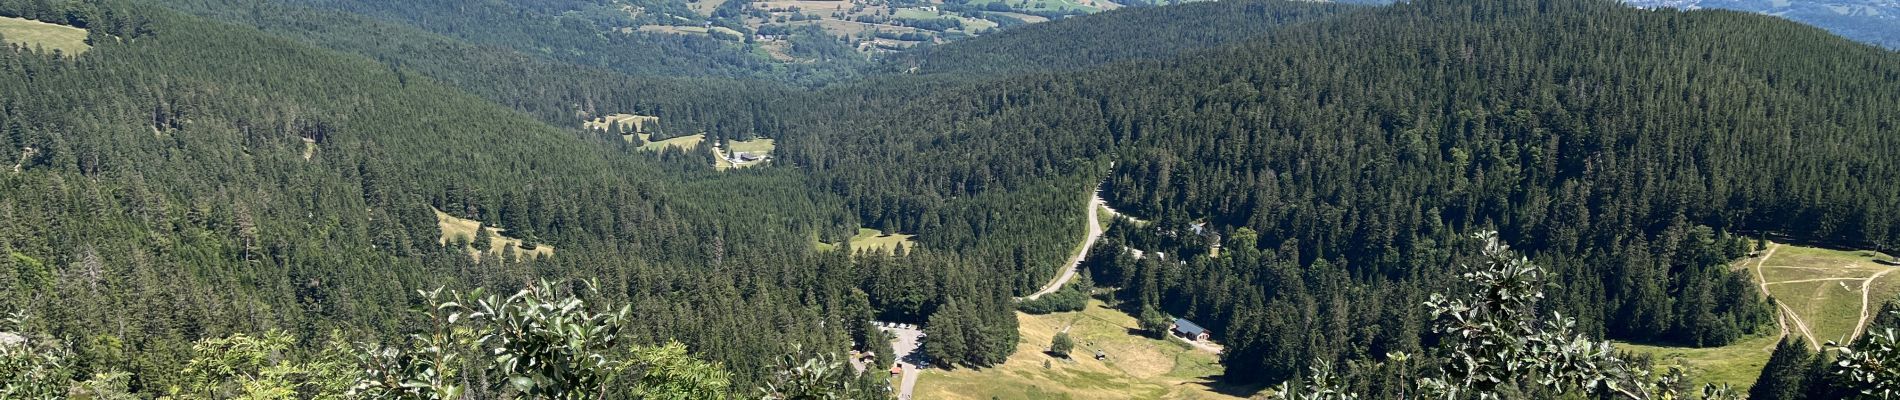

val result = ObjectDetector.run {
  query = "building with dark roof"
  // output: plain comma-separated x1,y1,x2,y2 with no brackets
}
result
1171,318,1210,342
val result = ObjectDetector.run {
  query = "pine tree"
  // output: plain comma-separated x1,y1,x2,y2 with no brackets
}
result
1749,336,1811,400
924,301,967,366
471,227,493,252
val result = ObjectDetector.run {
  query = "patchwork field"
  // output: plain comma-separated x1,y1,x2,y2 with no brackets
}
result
965,0,1101,14
0,16,90,55
913,300,1248,400
433,208,553,260
815,228,917,253
1622,241,1899,391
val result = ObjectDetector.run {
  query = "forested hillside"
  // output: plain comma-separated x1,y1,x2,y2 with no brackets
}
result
894,0,1355,75
0,0,1009,395
4,0,1899,396
778,0,1900,389
143,0,798,133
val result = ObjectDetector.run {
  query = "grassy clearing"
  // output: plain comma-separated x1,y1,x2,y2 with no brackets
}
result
914,300,1249,400
640,133,705,152
1620,242,1898,391
433,208,553,260
714,138,776,170
844,228,915,253
816,228,917,253
1615,335,1779,392
1758,242,1900,345
584,113,659,133
0,16,90,55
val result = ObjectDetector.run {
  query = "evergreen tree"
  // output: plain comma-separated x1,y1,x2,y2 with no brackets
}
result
472,227,494,252
924,301,968,366
1749,336,1812,400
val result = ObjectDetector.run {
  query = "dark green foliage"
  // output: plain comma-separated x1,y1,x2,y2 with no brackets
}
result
1049,332,1074,358
922,297,1018,368
0,0,901,394
783,0,1900,388
148,0,866,84
1137,306,1169,339
1018,275,1091,314
897,0,1354,75
3,0,1898,394
1749,337,1812,400
471,226,493,251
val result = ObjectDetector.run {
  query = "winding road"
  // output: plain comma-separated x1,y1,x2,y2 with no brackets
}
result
1024,187,1107,300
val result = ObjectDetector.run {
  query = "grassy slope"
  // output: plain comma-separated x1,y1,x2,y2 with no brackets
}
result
0,16,89,54
640,133,707,151
1766,244,1900,344
1614,335,1780,391
433,208,554,260
1620,242,1900,391
914,300,1249,400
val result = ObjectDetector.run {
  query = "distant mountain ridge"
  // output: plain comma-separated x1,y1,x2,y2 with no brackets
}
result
1625,0,1900,48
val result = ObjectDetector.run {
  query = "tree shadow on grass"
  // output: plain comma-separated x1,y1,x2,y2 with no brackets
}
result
1185,375,1266,398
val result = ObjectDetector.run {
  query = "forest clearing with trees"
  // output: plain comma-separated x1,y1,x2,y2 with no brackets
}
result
3,0,1900,397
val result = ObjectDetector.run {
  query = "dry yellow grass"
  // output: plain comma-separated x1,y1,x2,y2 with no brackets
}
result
640,133,705,152
913,300,1251,400
0,16,90,55
584,113,660,132
433,208,553,261
816,228,916,253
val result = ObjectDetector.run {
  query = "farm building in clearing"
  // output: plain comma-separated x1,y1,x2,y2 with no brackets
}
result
1171,318,1210,342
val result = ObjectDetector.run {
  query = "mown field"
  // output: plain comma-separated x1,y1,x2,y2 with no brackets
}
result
0,16,90,55
913,299,1250,400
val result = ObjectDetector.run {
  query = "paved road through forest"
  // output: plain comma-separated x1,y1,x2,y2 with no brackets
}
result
1024,187,1106,300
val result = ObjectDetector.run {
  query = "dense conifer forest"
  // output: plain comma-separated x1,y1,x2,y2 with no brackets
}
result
2,0,1898,397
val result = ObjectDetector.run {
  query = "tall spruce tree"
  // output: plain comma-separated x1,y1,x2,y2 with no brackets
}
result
1749,336,1812,400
